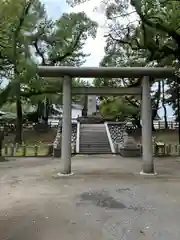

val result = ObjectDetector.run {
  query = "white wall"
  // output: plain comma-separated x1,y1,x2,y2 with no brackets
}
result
52,108,82,119
72,109,82,119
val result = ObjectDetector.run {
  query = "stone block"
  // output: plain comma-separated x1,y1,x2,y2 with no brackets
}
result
119,136,141,157
53,148,61,157
47,144,54,156
119,148,141,157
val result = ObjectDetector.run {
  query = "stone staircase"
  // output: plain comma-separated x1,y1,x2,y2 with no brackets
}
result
79,124,112,154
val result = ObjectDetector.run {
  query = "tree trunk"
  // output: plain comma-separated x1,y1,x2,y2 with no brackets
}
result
0,131,4,157
37,101,43,121
132,115,141,128
14,64,23,143
162,79,168,129
43,97,49,126
82,95,88,116
0,131,6,161
152,81,161,131
177,83,180,144
13,29,23,143
15,98,23,143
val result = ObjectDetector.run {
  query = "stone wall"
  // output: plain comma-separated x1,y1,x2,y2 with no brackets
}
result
108,123,127,146
107,122,141,157
53,122,77,157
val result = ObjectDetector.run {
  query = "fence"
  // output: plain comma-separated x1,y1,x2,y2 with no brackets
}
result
1,142,77,158
144,143,180,157
115,142,180,157
126,121,179,130
153,121,178,130
2,141,180,157
1,143,53,157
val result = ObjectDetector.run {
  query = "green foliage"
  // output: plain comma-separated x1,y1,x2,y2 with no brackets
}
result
0,0,97,104
88,0,180,121
47,12,97,66
0,0,98,141
100,97,139,121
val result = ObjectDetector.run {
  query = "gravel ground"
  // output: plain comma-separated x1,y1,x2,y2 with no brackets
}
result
1,155,180,240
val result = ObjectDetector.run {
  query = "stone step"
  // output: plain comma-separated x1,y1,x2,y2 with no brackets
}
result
80,139,109,142
79,149,111,153
80,135,108,137
79,124,112,154
80,132,106,134
80,145,110,149
80,144,110,147
81,142,109,147
80,134,108,137
79,152,112,154
80,140,109,143
81,138,109,141
81,128,105,130
80,134,107,136
80,147,111,150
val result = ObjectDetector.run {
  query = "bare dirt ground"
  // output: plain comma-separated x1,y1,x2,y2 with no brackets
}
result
1,155,180,240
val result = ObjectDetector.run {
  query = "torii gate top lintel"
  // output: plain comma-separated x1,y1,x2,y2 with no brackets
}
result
38,66,175,78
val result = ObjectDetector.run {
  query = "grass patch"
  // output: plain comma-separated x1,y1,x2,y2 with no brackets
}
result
4,128,56,145
22,129,56,145
2,128,56,157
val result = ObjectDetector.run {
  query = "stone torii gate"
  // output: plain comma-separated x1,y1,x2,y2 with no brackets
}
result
38,66,174,175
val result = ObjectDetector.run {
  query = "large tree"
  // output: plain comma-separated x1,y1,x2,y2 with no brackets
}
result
104,0,180,124
0,0,48,142
70,0,180,125
0,0,97,141
25,11,97,124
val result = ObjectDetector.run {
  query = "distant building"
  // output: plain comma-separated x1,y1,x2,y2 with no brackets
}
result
49,103,83,124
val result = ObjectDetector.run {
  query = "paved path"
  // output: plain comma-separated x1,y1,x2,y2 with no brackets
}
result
1,156,180,239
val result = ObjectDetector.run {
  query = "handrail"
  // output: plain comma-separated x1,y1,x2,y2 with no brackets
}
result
104,122,115,154
76,121,80,153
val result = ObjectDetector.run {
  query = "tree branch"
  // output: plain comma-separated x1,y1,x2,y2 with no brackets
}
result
34,40,46,65
125,96,140,108
131,0,180,44
50,29,84,64
106,33,141,50
14,0,35,37
107,32,176,61
21,89,59,98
